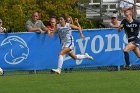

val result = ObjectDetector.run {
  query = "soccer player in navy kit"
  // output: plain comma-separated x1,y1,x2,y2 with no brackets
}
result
118,9,140,69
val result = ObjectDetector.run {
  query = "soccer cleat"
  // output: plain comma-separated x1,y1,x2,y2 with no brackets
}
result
123,65,131,70
85,53,94,60
51,68,61,74
0,68,3,76
124,66,129,70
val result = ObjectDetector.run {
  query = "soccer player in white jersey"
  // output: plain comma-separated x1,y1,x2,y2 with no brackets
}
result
51,15,93,74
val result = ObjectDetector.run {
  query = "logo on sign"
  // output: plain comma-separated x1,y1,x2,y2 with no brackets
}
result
0,36,29,65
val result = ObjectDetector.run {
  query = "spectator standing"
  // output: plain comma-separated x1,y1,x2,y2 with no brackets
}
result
109,14,121,28
74,17,81,29
0,19,6,33
66,16,74,25
67,16,81,29
25,11,50,34
46,18,57,36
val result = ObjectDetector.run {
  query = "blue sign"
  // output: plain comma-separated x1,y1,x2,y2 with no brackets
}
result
0,29,139,71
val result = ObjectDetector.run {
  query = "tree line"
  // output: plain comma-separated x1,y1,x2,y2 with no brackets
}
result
0,0,96,32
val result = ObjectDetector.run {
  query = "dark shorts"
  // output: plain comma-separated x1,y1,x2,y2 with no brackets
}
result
128,38,140,46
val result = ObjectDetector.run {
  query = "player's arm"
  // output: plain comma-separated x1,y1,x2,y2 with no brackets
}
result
70,24,84,39
118,24,124,32
118,19,125,32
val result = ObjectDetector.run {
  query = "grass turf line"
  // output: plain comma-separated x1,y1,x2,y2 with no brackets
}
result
0,70,139,93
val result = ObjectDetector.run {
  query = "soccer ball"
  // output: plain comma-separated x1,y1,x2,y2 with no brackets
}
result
0,67,3,75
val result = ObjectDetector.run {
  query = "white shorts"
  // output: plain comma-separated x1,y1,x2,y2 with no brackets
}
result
62,41,74,51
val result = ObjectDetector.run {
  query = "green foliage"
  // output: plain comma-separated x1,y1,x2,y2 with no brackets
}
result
0,0,95,32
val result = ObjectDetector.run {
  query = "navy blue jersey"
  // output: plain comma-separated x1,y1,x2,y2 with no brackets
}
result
121,19,140,39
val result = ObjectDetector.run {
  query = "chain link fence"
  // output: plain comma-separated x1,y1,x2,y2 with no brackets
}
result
2,64,140,76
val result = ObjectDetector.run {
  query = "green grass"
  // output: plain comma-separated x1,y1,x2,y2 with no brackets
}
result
0,70,140,93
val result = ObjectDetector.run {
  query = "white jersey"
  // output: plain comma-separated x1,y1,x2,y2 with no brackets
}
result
57,23,74,44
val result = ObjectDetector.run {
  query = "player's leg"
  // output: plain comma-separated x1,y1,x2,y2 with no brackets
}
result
58,47,71,69
133,47,140,58
132,47,140,64
52,47,71,74
52,41,74,74
123,42,136,69
66,40,93,60
130,38,140,65
132,38,140,58
69,51,93,60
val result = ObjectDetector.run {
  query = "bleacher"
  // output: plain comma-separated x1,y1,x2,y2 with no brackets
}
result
78,0,140,27
136,3,140,18
86,0,119,19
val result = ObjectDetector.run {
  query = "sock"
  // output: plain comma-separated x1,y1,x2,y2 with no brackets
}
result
58,55,64,69
124,52,130,66
76,54,86,60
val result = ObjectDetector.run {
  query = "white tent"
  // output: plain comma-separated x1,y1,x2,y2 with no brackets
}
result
90,0,119,3
103,0,119,3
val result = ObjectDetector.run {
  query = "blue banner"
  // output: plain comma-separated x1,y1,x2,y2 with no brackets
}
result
0,29,139,70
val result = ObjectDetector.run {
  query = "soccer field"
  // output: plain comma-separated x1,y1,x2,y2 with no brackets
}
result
0,70,140,93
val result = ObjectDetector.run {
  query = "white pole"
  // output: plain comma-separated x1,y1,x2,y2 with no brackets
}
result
90,0,93,3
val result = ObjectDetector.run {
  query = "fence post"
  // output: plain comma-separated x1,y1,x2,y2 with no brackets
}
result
90,0,93,3
117,65,121,71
